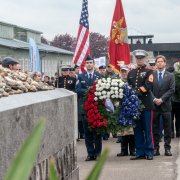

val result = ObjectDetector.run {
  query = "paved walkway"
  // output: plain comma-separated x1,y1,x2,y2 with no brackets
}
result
77,137,180,180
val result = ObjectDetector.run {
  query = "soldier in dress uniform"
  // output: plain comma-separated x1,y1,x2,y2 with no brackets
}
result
76,55,102,161
127,49,154,160
57,66,76,92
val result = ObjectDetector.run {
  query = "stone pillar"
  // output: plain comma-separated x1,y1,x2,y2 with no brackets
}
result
0,89,79,180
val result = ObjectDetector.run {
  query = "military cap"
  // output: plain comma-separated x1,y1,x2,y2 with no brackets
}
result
148,59,156,64
132,49,149,59
120,65,128,71
86,55,93,61
69,67,75,71
99,65,106,69
2,57,19,68
74,64,79,69
61,65,70,71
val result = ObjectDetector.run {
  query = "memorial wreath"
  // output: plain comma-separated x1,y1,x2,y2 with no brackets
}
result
84,77,142,134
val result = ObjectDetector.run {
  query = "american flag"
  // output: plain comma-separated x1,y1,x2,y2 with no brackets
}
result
73,0,90,67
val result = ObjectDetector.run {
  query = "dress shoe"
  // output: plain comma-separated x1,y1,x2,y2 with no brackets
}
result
176,132,180,137
117,152,128,156
130,151,136,156
103,137,109,140
130,156,146,160
116,139,121,143
153,149,160,156
146,155,153,160
80,135,85,139
85,156,96,161
165,150,172,156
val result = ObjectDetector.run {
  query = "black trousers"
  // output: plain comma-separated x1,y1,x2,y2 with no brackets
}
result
121,135,135,154
153,111,171,150
82,118,102,157
78,114,84,138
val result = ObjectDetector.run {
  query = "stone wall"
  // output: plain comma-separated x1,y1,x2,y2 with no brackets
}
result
0,89,79,180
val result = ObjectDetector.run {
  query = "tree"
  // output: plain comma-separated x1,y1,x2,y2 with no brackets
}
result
41,36,49,44
51,33,76,52
89,32,108,58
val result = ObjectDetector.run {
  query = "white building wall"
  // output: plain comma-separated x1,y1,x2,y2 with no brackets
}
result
0,24,14,39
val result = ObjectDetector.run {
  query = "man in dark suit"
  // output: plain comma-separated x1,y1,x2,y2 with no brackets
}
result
76,55,102,161
127,49,154,160
152,55,175,156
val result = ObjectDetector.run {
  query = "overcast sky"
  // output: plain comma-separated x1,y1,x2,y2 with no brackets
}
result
1,0,180,43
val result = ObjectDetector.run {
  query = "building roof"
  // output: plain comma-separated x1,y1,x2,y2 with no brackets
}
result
0,37,73,55
0,21,42,34
130,43,180,52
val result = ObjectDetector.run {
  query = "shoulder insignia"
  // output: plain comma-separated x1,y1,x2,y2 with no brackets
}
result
148,74,153,82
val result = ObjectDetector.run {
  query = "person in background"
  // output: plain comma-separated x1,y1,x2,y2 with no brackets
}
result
50,76,55,86
147,59,156,71
74,65,80,79
117,65,135,156
16,63,22,72
168,65,180,138
2,57,19,71
152,55,175,157
128,49,154,160
76,55,102,161
56,66,76,92
106,64,119,78
98,65,107,77
44,75,54,86
32,72,42,82
69,67,76,78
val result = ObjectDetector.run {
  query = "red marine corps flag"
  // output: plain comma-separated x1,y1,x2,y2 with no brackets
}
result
108,0,130,73
73,0,90,71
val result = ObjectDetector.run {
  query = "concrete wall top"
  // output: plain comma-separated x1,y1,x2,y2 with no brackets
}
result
0,88,75,112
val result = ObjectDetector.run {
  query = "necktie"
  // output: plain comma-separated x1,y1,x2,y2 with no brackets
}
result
89,73,92,79
159,72,162,84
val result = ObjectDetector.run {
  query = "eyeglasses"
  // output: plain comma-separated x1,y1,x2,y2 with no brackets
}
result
85,62,93,64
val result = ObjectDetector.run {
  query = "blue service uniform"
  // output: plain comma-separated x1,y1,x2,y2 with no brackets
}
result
127,65,154,157
76,72,102,158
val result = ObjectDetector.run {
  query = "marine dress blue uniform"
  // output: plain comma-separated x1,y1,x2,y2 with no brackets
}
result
127,50,154,160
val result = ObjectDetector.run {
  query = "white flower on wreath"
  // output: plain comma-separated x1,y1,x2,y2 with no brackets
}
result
115,91,119,95
107,78,111,82
102,91,106,95
111,95,115,98
101,78,106,83
99,96,104,100
94,97,98,101
119,95,123,99
119,89,123,93
98,92,102,96
115,95,119,98
107,92,111,96
119,82,124,87
106,85,110,89
110,90,114,95
114,101,120,107
94,92,98,96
